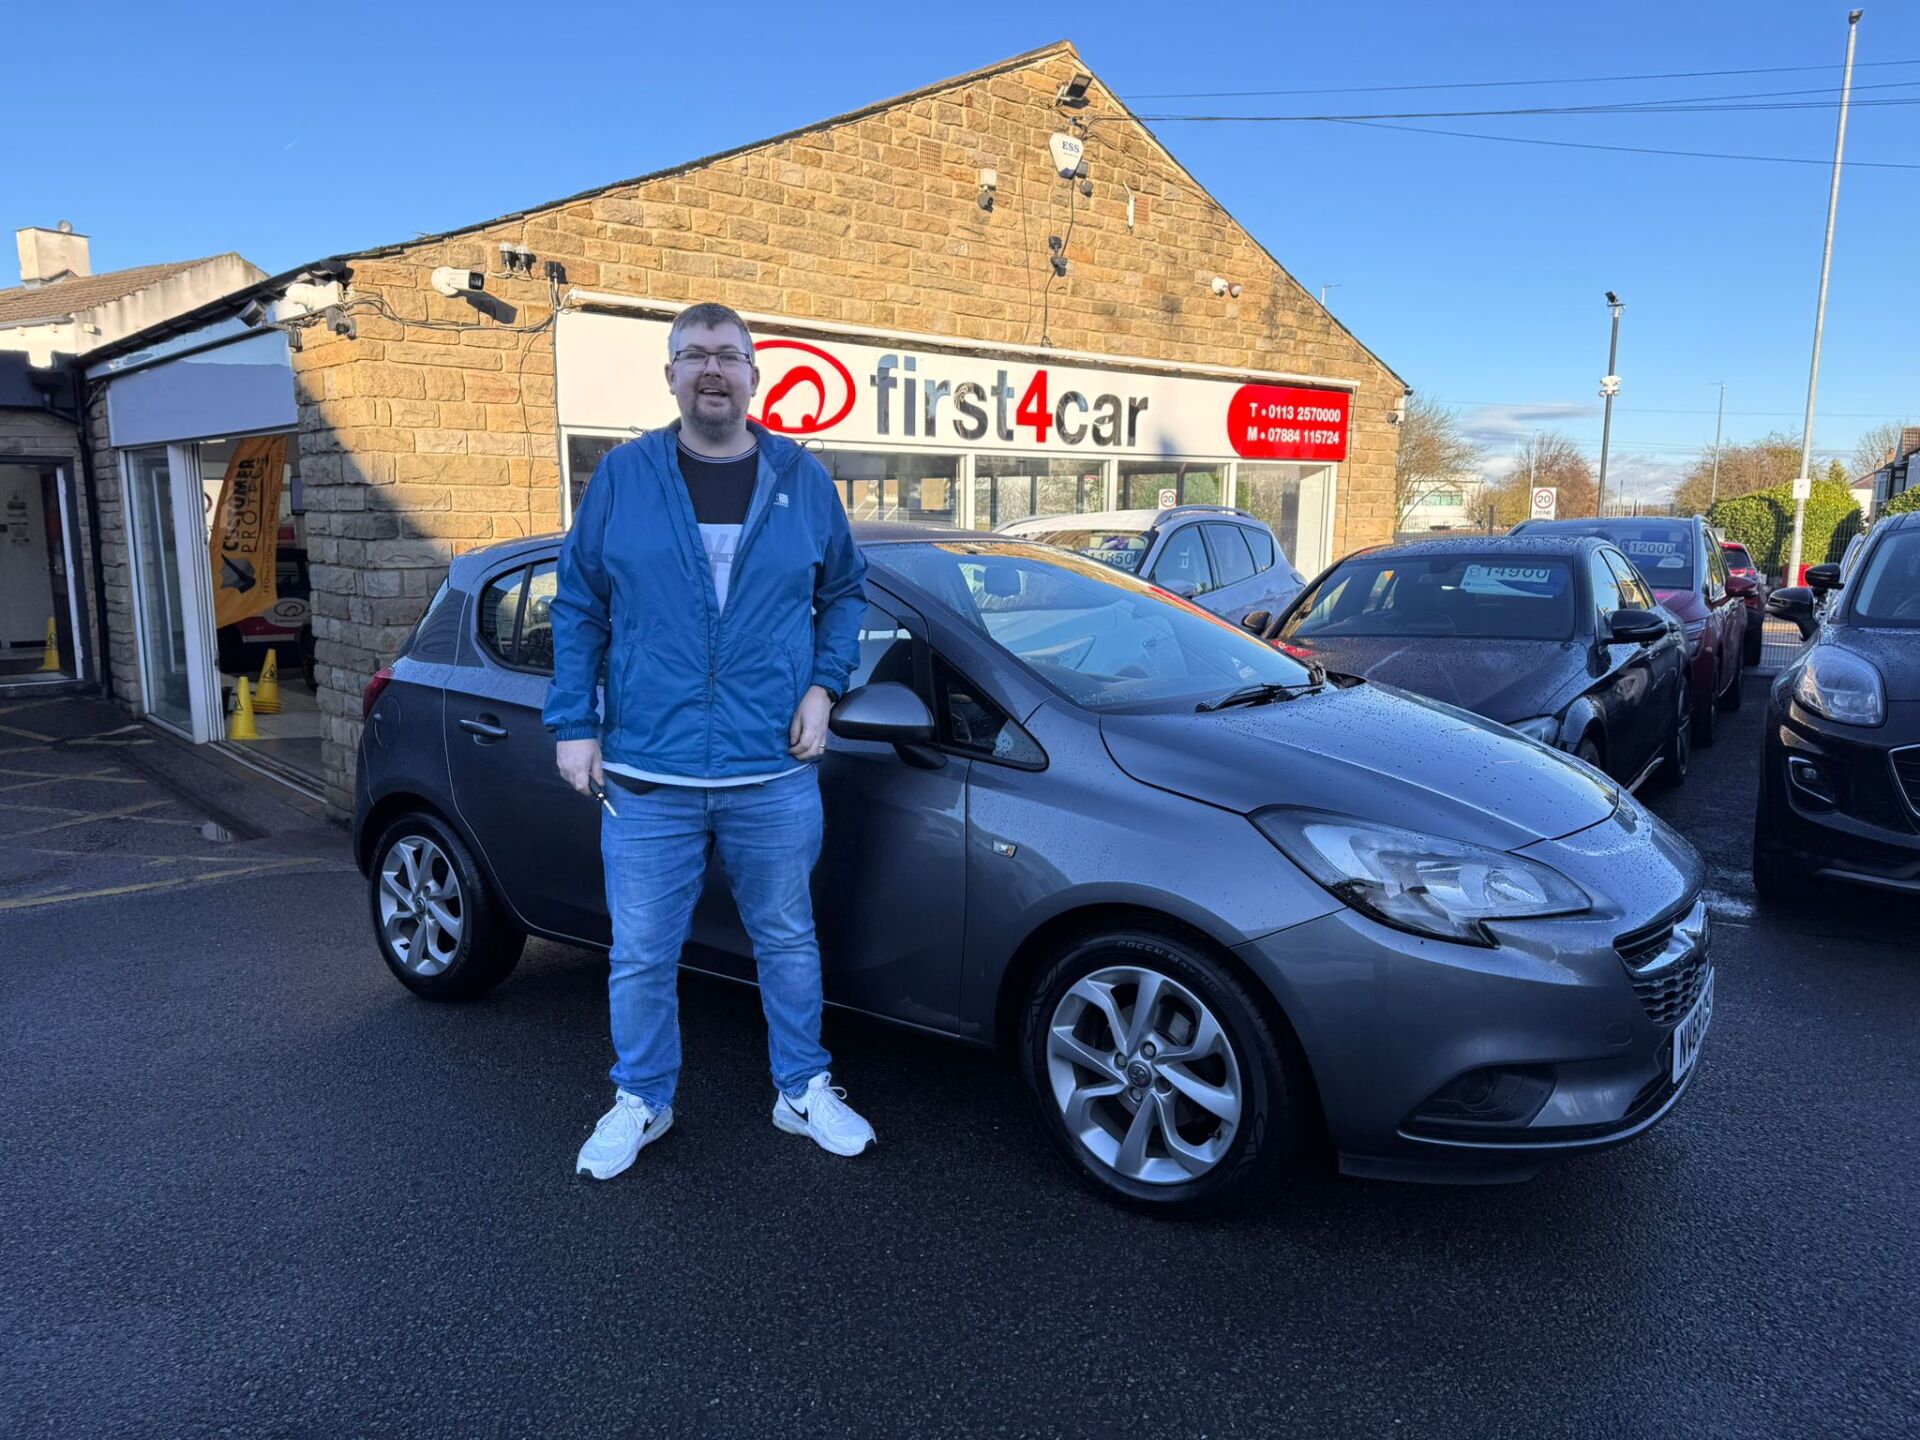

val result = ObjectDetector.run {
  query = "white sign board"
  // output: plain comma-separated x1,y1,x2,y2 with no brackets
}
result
1791,475,1812,501
555,311,1354,464
1530,486,1558,520
1157,488,1179,510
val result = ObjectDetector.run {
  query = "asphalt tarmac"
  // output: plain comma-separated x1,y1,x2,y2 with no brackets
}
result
2,679,1915,1438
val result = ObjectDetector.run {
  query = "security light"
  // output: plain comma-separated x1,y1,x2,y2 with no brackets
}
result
1058,72,1092,107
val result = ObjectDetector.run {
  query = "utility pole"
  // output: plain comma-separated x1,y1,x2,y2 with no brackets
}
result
1597,293,1624,517
1788,9,1864,584
1320,283,1340,306
1710,383,1725,508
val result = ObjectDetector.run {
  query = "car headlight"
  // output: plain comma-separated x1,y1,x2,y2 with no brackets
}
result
1252,808,1592,946
1793,647,1885,726
1509,715,1560,745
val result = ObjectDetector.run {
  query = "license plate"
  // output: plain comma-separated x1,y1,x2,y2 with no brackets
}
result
1671,968,1715,1084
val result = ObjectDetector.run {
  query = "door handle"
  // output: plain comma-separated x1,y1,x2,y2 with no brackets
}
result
460,717,509,740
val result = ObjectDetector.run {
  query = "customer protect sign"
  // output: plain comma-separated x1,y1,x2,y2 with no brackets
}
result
208,434,285,628
557,312,1354,463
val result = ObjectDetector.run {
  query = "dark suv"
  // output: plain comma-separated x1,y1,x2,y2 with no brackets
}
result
1513,516,1748,747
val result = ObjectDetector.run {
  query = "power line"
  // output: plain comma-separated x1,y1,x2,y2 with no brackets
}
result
1443,399,1916,419
1129,57,1920,100
1324,118,1920,171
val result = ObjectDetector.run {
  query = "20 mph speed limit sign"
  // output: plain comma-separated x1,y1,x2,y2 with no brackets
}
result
1530,486,1558,520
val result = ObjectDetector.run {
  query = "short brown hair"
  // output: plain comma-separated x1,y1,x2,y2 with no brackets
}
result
668,302,754,359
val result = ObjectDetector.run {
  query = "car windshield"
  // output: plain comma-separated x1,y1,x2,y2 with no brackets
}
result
1281,555,1577,642
1848,530,1920,629
1724,545,1754,571
876,541,1314,711
1016,527,1152,575
1531,522,1696,591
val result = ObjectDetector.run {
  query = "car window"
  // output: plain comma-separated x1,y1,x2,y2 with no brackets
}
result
874,541,1313,713
477,565,529,665
933,656,1045,764
1205,523,1257,588
848,601,917,691
1527,522,1697,591
1848,530,1920,628
1016,528,1151,575
1603,549,1656,611
1588,549,1627,626
1724,544,1754,571
1704,540,1728,598
1150,526,1215,595
1244,526,1276,573
516,562,559,672
1283,555,1577,642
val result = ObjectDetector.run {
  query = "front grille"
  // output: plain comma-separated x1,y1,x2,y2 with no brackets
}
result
1893,746,1920,819
1615,899,1710,1028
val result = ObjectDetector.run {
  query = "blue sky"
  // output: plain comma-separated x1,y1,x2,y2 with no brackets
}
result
7,0,1916,501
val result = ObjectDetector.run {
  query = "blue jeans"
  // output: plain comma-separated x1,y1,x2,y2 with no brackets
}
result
599,767,830,1111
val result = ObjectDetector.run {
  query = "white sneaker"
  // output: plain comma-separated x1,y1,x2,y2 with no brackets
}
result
772,1073,876,1156
576,1090,672,1180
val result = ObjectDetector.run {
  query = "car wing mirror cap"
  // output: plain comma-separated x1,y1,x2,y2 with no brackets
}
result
1241,610,1272,635
1607,607,1667,644
1805,564,1842,593
828,682,936,744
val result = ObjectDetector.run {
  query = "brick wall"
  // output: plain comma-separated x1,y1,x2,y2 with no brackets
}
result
293,42,1405,812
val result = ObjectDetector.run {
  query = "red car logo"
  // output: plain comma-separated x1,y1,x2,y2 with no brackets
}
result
753,340,856,435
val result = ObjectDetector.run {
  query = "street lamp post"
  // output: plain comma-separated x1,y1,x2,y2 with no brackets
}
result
1597,293,1624,516
1787,8,1865,584
1711,382,1726,507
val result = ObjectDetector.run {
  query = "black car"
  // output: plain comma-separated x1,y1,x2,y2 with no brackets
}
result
1753,511,1920,897
1263,536,1692,790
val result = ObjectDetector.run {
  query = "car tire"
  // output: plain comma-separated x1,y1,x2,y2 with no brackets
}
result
369,812,525,1001
1650,700,1690,790
1021,927,1309,1217
1751,795,1792,902
1691,672,1718,747
1744,616,1764,666
1718,659,1744,712
1574,736,1605,774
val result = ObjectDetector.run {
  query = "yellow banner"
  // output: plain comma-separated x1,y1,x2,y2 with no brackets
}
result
209,435,287,629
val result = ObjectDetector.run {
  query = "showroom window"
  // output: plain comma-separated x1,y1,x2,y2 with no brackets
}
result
1118,461,1222,511
563,432,629,516
972,457,1105,530
1238,462,1334,575
819,449,960,527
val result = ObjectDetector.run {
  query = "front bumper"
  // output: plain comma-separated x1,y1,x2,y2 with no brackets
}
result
1759,696,1920,891
1238,799,1711,1183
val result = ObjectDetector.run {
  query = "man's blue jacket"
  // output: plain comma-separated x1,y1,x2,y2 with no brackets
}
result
542,421,868,779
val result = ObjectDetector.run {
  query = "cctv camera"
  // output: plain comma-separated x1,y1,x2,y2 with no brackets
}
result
324,305,356,339
431,266,485,298
239,299,269,327
1211,277,1229,297
1228,283,1243,299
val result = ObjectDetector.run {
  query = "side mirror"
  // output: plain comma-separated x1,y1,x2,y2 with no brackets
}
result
1606,607,1668,645
1805,563,1842,594
1726,574,1756,599
1160,578,1199,600
1240,610,1272,636
1766,586,1818,639
828,682,935,744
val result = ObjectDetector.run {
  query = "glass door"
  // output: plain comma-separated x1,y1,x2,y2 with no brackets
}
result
124,446,221,741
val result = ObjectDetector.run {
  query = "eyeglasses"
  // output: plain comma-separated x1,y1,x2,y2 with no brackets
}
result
671,348,754,371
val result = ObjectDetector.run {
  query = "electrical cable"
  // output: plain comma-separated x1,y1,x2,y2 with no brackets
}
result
1323,118,1920,171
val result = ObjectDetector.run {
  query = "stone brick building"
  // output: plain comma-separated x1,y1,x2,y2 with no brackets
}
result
73,40,1406,815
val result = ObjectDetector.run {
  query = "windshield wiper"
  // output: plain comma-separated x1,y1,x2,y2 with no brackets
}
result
1195,680,1319,713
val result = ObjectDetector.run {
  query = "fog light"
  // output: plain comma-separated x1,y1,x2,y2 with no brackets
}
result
1787,756,1836,808
1406,1065,1554,1136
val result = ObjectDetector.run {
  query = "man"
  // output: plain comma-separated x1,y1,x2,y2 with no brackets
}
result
544,301,874,1180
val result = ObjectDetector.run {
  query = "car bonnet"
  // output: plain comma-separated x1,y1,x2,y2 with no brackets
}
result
1277,635,1581,723
1100,681,1618,851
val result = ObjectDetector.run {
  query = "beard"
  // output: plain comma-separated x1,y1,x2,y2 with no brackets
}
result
685,387,746,440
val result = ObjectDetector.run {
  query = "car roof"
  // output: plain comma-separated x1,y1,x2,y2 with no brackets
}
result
1517,516,1697,534
1332,534,1612,562
1000,508,1163,531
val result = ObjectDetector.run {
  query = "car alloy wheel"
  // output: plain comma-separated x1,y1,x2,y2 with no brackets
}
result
378,834,465,976
1044,965,1245,1185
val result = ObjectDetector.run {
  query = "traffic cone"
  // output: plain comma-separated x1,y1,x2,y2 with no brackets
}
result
37,617,61,672
254,650,282,714
230,677,261,741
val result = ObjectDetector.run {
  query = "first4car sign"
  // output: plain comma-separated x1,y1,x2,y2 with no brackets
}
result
557,312,1354,464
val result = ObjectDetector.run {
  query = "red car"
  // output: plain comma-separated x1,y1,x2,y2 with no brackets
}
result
1512,516,1749,747
1720,538,1770,665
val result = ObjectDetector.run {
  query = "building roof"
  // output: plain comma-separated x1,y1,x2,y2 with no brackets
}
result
0,258,230,328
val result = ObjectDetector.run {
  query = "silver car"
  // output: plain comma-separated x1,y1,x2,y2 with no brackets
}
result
996,505,1304,630
354,526,1714,1215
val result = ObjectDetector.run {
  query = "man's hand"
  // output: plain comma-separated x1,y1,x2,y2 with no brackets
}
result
556,737,604,796
788,685,834,761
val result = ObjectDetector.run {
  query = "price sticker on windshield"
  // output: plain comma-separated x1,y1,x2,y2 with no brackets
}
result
1460,563,1565,597
1623,539,1687,570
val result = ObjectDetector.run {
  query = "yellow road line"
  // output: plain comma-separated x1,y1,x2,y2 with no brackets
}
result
7,799,173,838
0,861,343,911
0,766,144,785
0,723,55,743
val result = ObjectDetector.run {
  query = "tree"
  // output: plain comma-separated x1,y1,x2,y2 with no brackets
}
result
1672,431,1803,516
1852,420,1915,480
1475,430,1597,527
1394,393,1486,529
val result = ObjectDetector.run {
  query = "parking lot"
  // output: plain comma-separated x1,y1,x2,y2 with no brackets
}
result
2,675,1916,1439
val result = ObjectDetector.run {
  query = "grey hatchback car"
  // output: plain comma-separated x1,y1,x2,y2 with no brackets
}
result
996,505,1304,630
354,526,1715,1214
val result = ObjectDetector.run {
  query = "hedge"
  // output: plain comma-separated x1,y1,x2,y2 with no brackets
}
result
1885,487,1920,517
1707,480,1863,577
